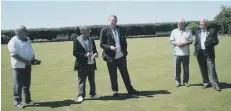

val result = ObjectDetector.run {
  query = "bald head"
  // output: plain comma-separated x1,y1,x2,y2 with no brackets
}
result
178,18,185,30
200,18,207,24
15,25,27,38
200,18,207,30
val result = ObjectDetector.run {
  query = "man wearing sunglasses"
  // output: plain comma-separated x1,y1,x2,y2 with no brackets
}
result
194,18,221,91
8,26,37,108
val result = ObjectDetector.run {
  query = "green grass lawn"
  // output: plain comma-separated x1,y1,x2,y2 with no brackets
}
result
1,37,231,111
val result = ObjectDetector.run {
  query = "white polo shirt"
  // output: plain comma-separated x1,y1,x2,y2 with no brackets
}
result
111,28,124,59
8,36,34,68
169,28,193,56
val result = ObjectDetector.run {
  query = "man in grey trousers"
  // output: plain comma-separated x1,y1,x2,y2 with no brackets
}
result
194,18,221,91
8,26,37,108
169,18,193,87
73,26,100,103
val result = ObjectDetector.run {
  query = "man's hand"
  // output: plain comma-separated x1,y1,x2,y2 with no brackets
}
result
31,59,41,65
110,46,117,51
93,53,98,58
24,60,31,65
87,53,93,57
178,42,186,47
173,42,180,47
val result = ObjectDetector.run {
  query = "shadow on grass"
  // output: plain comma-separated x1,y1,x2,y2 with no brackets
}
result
190,83,203,87
219,82,231,89
25,90,172,107
140,90,171,97
86,90,171,101
190,82,231,89
25,99,79,108
31,40,70,44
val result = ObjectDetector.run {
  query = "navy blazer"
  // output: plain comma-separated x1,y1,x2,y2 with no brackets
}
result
194,28,219,58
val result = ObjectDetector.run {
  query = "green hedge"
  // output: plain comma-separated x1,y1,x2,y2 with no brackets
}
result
2,20,230,44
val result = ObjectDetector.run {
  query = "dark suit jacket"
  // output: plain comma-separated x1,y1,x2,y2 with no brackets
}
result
194,28,219,58
73,36,98,71
100,25,128,62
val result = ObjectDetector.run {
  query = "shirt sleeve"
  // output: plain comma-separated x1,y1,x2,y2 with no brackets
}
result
169,30,175,42
8,38,18,56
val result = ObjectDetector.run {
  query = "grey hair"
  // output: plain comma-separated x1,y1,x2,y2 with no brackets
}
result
109,15,117,20
15,28,20,35
178,18,185,23
15,25,27,35
79,26,91,33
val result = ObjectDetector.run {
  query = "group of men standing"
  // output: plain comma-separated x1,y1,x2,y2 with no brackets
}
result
170,18,221,91
7,15,221,109
73,15,221,103
73,15,140,103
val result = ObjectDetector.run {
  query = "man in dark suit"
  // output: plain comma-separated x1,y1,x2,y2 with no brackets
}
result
100,15,140,96
73,26,100,103
194,18,221,91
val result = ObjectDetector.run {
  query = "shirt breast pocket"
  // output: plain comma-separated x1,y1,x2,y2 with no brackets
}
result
182,32,189,41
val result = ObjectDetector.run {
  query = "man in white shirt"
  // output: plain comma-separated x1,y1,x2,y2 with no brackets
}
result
169,18,193,87
8,26,36,108
100,15,140,96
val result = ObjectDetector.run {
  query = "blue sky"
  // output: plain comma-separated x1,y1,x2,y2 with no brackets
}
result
1,1,230,30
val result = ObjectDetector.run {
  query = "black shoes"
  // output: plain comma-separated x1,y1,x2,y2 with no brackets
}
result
128,89,141,95
25,100,35,105
113,91,120,96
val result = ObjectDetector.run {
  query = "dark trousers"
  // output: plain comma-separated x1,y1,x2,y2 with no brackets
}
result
174,56,189,83
13,65,32,103
77,64,96,98
106,56,134,93
197,49,219,87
